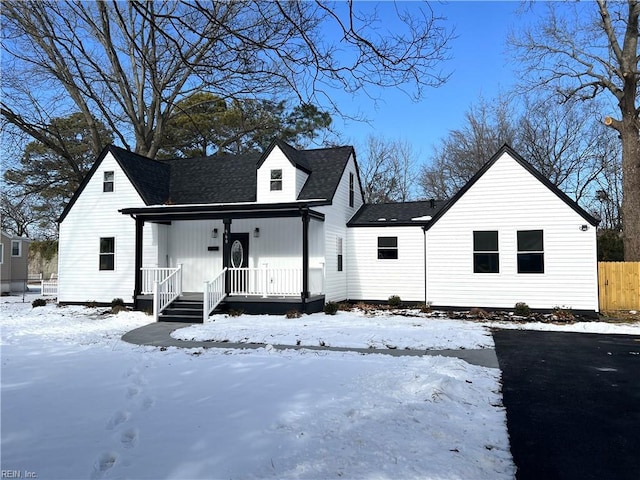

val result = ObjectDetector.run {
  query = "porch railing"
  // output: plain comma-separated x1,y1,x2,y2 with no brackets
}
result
203,268,227,322
152,265,182,321
141,267,181,295
229,267,302,296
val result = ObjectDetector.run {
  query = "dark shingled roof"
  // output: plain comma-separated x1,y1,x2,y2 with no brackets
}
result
111,146,171,206
161,153,261,204
298,146,354,200
347,200,448,226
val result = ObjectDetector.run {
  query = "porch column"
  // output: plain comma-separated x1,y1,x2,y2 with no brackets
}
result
134,216,144,302
223,217,232,294
301,209,310,308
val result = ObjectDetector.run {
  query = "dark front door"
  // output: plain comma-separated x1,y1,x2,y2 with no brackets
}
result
229,233,249,292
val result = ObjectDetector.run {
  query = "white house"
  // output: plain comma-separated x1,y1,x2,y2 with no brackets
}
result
57,142,599,319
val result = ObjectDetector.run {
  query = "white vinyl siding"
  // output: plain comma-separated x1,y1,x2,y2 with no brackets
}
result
316,154,362,302
256,145,309,203
58,152,150,303
426,152,598,311
347,226,425,302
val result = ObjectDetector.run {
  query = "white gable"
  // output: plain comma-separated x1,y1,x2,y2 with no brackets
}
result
256,145,309,203
425,151,598,311
58,152,149,303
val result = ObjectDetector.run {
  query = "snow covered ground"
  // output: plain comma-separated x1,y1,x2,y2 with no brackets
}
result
1,292,515,480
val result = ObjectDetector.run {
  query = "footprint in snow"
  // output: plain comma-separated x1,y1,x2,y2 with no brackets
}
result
106,410,130,430
90,452,118,479
120,428,139,449
126,385,141,399
141,396,155,410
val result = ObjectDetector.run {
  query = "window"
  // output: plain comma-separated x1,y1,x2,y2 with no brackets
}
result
378,237,398,259
337,237,343,271
473,231,499,273
518,230,544,273
11,240,21,257
99,237,115,271
349,172,355,207
270,169,282,191
0,243,3,264
103,171,114,192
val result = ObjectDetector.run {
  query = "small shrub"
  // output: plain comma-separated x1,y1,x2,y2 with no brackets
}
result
32,298,47,308
143,307,153,316
86,301,99,308
111,305,127,315
419,302,432,314
388,295,402,308
227,309,244,317
323,301,338,315
552,306,575,322
286,309,302,319
111,298,125,308
514,302,530,316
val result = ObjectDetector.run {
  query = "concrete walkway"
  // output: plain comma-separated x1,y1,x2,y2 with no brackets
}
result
121,321,499,368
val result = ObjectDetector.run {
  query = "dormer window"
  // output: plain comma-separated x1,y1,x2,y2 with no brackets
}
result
270,169,282,191
103,171,114,192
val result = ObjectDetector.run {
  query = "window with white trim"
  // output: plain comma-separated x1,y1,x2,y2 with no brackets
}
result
103,171,114,192
349,172,355,207
270,169,282,191
377,237,398,259
473,231,499,273
99,237,115,271
337,237,343,271
517,230,544,273
0,243,4,264
11,240,21,257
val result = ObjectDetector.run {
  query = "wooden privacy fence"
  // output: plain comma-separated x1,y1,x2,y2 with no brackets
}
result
598,262,640,311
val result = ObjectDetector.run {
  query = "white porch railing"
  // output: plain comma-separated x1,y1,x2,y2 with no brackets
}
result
203,268,227,322
152,265,182,321
41,280,58,296
141,267,181,295
228,267,302,296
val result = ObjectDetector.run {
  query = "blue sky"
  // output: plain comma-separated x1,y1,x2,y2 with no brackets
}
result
330,1,535,159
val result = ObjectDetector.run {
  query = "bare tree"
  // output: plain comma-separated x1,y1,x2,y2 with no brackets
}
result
359,136,420,203
1,1,452,162
419,92,621,222
510,0,640,260
420,97,516,199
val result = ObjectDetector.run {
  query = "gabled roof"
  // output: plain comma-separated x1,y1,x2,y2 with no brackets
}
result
424,144,600,230
257,140,311,173
58,145,170,223
59,141,356,223
348,200,448,227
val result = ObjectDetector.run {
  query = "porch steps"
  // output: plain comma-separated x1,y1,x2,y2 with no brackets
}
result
159,299,206,323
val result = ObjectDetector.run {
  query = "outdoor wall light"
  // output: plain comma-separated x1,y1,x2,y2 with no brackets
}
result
254,227,260,238
580,225,589,231
212,228,218,238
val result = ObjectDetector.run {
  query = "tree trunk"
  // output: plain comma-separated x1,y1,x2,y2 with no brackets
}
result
620,123,640,260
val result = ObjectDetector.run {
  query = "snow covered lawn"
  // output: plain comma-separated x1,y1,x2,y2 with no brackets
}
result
1,294,515,479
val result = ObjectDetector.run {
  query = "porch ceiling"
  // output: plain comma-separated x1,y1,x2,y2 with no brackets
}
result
120,201,326,222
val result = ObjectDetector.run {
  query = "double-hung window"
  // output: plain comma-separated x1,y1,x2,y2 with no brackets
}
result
473,231,499,273
11,240,21,257
378,237,398,259
517,230,544,273
270,169,282,191
103,171,114,192
99,237,115,271
337,237,343,271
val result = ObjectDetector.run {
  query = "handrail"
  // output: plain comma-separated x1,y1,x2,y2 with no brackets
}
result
152,265,182,321
203,268,227,322
228,267,302,296
140,267,180,295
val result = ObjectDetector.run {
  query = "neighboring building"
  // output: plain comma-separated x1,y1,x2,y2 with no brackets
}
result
57,142,599,318
1,231,31,294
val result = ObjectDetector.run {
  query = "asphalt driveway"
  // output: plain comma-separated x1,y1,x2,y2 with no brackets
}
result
493,329,640,480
